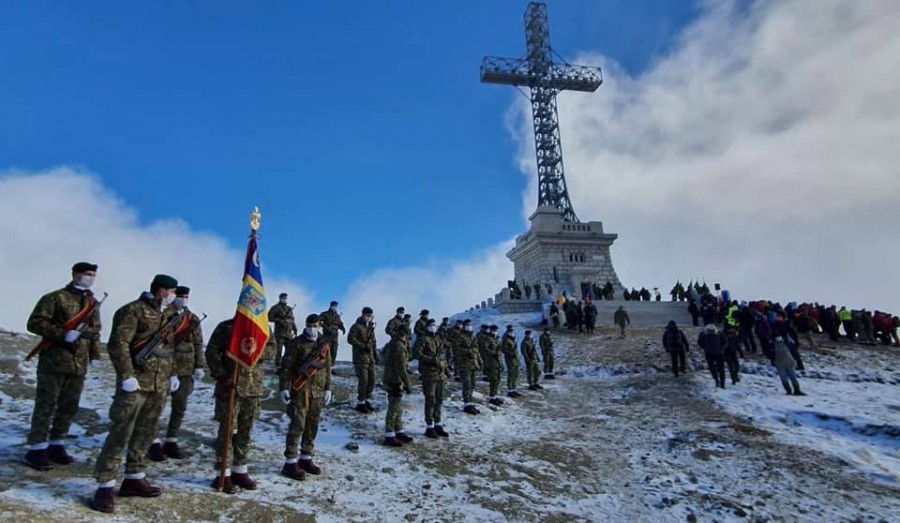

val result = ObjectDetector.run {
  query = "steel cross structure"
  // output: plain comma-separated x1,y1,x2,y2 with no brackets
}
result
481,2,602,223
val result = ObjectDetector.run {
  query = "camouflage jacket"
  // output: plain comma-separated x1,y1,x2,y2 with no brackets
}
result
170,308,204,377
318,309,345,343
279,333,332,393
482,335,502,371
382,338,412,389
205,319,274,398
268,302,297,337
413,317,429,339
347,317,378,364
436,323,452,347
455,331,482,370
27,283,102,376
539,332,553,354
415,333,448,380
107,293,177,392
385,315,405,338
520,336,539,363
500,333,518,363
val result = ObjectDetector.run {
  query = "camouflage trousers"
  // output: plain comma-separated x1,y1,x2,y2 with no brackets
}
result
214,394,260,467
27,371,85,445
525,359,541,386
329,339,340,366
421,378,445,425
274,334,292,366
485,367,501,397
94,388,166,483
460,367,477,403
505,358,520,391
354,361,375,402
542,349,554,375
284,387,324,459
384,383,404,433
163,375,195,439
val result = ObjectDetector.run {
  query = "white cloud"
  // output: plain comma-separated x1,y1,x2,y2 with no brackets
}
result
0,167,314,337
512,0,900,313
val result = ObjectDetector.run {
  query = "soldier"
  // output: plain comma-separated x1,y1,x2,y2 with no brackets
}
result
414,309,430,340
268,293,297,367
319,300,346,365
476,324,490,381
24,261,102,471
416,318,451,438
483,325,504,406
382,325,414,446
521,330,543,391
436,317,453,372
148,286,205,461
614,305,631,337
500,325,520,398
205,318,275,493
91,274,180,514
279,314,333,480
539,328,555,379
348,306,378,414
385,307,406,338
456,319,482,414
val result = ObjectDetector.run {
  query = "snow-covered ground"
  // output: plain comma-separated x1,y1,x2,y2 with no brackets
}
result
1,322,899,522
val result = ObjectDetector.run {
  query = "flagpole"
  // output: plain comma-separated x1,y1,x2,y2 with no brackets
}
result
217,208,261,491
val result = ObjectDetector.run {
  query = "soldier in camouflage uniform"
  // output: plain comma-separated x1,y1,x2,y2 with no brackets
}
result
147,286,205,461
521,330,543,391
436,317,453,371
91,274,179,514
413,309,430,340
382,325,414,446
319,300,346,365
25,262,102,471
348,306,378,414
268,292,297,366
205,318,275,493
501,326,521,398
279,314,333,480
455,319,482,415
476,324,490,381
416,318,451,438
385,307,406,338
540,328,555,379
483,325,505,406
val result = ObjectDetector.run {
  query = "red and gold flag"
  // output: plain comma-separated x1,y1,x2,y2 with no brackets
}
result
227,235,270,368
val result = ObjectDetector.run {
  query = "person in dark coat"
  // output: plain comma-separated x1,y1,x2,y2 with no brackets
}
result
662,321,689,377
574,302,585,332
688,301,700,327
583,299,598,333
723,327,743,385
738,306,757,353
697,324,727,389
549,303,560,328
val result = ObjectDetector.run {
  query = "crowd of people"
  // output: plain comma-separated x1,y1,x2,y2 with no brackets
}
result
20,262,559,514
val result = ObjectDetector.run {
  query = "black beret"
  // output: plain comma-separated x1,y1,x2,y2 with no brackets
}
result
506,325,514,330
175,286,190,296
150,274,178,291
462,319,472,325
279,293,288,298
330,300,339,306
72,262,98,273
525,330,532,335
305,314,320,325
442,317,449,321
490,325,499,330
362,306,373,314
426,318,436,325
396,307,405,314
403,314,411,319
420,309,429,316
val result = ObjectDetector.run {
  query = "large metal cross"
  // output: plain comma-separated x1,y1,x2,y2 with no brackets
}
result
481,2,602,223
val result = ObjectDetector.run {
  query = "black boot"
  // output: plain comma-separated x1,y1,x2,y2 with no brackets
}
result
364,400,376,412
231,472,257,490
47,444,74,465
163,441,183,459
280,462,306,481
119,478,162,498
434,425,450,438
425,428,438,439
90,486,115,513
395,432,414,444
793,390,807,396
211,475,239,493
23,449,54,471
463,404,480,415
383,436,403,447
147,442,167,462
298,458,322,475
354,403,369,414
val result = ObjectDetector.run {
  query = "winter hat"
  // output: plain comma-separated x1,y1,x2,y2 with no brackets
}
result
72,261,98,273
150,274,178,292
420,309,429,316
306,314,320,325
362,306,373,314
175,286,190,296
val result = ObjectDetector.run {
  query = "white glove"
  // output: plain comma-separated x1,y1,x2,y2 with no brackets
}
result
324,390,333,406
193,368,205,380
169,376,181,392
280,390,292,404
121,377,140,393
64,330,81,343
90,359,102,368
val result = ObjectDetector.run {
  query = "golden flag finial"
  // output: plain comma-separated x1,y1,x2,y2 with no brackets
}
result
250,206,261,231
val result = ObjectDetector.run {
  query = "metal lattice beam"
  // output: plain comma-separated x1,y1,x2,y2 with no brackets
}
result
480,2,603,223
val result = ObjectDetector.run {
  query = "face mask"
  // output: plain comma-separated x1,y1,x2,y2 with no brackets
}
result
363,315,373,323
74,275,95,290
464,325,472,332
280,298,288,304
427,325,438,334
330,305,338,312
174,297,188,309
162,293,177,306
304,326,319,338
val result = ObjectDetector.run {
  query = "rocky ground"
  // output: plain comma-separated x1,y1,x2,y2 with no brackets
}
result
1,319,899,522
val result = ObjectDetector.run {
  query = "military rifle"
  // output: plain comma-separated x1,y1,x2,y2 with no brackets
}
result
132,309,187,368
25,292,108,361
290,341,331,391
173,312,208,344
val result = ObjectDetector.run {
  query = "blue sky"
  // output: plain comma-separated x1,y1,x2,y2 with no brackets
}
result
0,0,697,301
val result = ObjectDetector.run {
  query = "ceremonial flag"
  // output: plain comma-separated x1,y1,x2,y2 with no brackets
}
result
227,235,270,368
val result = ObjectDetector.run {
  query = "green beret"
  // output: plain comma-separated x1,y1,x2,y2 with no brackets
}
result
150,274,178,292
